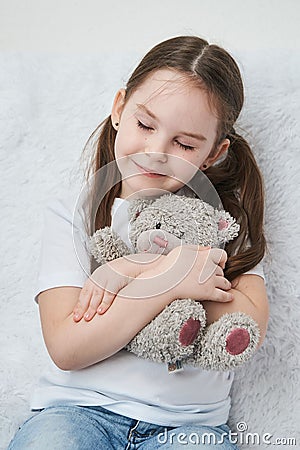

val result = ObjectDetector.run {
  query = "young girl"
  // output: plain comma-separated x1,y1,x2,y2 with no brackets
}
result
8,35,269,449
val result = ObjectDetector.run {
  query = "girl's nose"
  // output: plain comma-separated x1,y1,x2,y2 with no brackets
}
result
145,151,168,163
144,137,168,162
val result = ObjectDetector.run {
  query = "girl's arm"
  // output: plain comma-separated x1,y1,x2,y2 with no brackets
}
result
38,246,231,371
38,254,171,371
202,273,269,349
73,253,167,321
38,278,177,371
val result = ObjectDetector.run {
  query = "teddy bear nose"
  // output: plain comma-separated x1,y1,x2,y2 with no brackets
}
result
153,235,168,248
136,229,169,254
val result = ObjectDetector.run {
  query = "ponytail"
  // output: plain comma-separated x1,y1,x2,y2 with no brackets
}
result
205,131,268,285
80,116,122,273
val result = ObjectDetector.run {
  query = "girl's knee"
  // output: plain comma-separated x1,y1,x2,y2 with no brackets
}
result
7,406,111,450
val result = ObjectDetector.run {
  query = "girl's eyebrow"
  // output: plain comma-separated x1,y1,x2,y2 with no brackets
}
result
136,103,207,142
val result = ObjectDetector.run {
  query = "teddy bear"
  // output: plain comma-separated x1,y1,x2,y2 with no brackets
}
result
88,193,260,373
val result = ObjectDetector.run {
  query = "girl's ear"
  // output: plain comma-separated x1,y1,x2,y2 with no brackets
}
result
202,138,231,169
111,88,126,130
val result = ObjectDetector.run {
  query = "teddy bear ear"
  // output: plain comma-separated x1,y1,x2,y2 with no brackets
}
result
216,210,240,243
127,197,155,222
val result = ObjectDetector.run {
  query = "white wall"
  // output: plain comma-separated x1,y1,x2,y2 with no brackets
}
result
1,0,299,55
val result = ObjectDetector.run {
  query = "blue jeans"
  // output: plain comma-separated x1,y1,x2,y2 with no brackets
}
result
8,405,239,449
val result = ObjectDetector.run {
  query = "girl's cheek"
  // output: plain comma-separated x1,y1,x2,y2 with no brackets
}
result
116,134,139,158
169,156,200,184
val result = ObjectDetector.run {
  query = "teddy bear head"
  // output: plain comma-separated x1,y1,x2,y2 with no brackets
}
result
127,193,240,255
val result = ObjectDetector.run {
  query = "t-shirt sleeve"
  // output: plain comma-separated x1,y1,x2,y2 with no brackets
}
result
230,236,266,282
242,260,266,281
240,236,266,281
33,194,91,303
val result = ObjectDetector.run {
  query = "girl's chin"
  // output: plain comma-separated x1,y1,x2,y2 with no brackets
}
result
120,178,183,199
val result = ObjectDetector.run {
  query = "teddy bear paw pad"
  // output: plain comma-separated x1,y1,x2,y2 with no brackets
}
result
225,328,250,355
179,318,201,346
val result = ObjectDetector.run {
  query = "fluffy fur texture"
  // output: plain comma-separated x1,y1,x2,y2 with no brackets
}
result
1,50,299,449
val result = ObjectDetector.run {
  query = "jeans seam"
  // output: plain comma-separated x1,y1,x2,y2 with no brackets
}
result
125,420,140,450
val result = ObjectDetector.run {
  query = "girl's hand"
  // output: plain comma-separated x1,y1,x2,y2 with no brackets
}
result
152,245,233,303
73,264,130,322
73,253,165,322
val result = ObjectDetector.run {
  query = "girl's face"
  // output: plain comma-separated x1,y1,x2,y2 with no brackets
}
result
111,69,229,199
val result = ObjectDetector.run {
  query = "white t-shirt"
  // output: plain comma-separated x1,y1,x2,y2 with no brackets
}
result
31,189,265,427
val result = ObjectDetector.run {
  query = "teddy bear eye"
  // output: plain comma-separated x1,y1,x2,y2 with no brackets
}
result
155,222,161,229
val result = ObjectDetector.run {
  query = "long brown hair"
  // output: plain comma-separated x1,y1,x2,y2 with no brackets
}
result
79,35,267,283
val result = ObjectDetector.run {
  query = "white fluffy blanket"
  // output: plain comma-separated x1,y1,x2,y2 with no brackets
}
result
1,49,299,449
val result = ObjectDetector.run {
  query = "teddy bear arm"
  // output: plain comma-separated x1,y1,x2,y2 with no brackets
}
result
89,227,132,264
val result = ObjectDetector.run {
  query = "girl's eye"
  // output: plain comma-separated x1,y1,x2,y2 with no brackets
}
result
136,120,153,131
175,140,195,151
136,120,194,151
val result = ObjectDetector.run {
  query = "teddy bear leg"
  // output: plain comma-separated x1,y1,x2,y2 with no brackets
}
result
125,299,206,370
186,312,260,371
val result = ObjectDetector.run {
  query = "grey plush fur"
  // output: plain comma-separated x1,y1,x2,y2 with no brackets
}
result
89,193,260,372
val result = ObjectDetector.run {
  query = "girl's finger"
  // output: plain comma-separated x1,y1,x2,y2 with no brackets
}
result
73,282,95,320
214,287,234,303
78,284,93,313
198,258,218,284
84,290,104,321
98,291,116,314
215,276,231,291
215,265,224,277
73,301,84,322
210,248,228,268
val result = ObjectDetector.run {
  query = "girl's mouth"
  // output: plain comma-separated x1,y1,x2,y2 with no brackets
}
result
133,160,166,178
